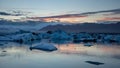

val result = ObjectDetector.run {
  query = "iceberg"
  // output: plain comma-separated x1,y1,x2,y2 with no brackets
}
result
73,33,96,43
114,35,120,42
30,43,57,51
84,43,93,47
0,36,13,41
12,33,41,43
85,61,104,65
50,30,72,43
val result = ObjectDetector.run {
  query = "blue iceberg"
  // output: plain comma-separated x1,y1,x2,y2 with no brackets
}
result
30,43,57,51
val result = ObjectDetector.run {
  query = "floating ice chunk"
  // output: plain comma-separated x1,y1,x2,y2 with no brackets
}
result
40,33,50,39
114,35,120,42
104,35,113,41
84,43,93,47
51,30,71,40
30,43,57,51
85,61,104,65
12,33,41,43
73,33,96,43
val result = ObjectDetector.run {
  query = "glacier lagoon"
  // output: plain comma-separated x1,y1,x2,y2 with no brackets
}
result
0,41,120,68
0,23,120,68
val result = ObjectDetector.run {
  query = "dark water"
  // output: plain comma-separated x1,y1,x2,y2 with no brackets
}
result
0,41,120,68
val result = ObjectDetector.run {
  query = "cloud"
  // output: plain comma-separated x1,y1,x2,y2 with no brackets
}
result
1,8,120,22
98,17,120,21
40,14,87,18
28,14,87,22
11,10,31,15
80,8,120,15
0,10,31,16
0,11,23,16
0,12,12,16
32,8,120,19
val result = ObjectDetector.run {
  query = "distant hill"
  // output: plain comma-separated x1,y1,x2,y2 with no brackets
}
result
40,23,120,33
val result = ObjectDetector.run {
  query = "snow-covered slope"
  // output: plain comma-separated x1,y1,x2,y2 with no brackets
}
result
0,22,59,35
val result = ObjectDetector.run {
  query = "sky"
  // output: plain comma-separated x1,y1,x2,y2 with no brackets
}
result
0,0,120,23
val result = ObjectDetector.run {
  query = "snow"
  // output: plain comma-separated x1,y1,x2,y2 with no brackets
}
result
30,43,57,51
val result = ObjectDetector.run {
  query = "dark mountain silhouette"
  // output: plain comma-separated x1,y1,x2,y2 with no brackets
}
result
40,23,120,33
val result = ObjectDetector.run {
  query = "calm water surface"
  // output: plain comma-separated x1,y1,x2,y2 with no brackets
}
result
0,41,120,68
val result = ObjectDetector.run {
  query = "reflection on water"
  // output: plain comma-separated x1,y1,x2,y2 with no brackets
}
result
56,43,120,58
0,41,120,68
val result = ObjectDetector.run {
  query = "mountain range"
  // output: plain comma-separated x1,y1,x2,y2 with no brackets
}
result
40,22,120,33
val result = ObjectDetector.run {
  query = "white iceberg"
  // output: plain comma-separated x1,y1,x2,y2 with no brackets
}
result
51,30,71,40
12,33,41,43
30,43,57,51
